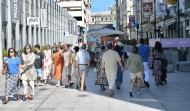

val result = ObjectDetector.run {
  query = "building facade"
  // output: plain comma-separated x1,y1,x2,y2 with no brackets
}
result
57,0,91,43
90,5,116,26
0,0,79,70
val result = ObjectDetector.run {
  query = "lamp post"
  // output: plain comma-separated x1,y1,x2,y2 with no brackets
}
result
141,0,143,38
177,0,180,38
154,0,157,39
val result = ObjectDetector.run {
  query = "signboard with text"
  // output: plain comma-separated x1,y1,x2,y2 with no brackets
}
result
40,9,47,28
68,20,72,34
149,38,190,48
27,17,40,25
143,2,153,21
165,0,177,5
11,0,21,21
157,2,167,15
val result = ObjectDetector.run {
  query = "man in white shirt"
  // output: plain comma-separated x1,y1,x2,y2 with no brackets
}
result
102,44,124,96
75,44,91,91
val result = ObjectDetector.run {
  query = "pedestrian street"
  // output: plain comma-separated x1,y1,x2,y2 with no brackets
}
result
0,66,190,111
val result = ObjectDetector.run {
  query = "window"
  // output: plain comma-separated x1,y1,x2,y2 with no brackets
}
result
74,17,82,21
187,20,189,26
106,18,107,21
101,18,103,21
110,17,112,21
92,18,95,22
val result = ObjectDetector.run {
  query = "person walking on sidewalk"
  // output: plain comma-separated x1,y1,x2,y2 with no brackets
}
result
70,46,80,89
152,41,165,86
94,46,108,90
2,48,22,104
115,45,124,89
53,43,57,54
53,45,64,87
138,38,150,88
124,46,144,97
75,44,91,92
20,44,36,101
61,44,72,88
34,44,44,87
43,44,53,84
101,44,124,96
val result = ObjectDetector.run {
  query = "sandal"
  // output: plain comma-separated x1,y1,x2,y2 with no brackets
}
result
28,97,33,100
63,85,68,88
23,97,28,101
2,100,8,104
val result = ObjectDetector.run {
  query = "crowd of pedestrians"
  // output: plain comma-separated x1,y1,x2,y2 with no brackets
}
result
2,38,167,104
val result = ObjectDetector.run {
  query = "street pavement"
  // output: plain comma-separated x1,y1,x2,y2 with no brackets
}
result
0,63,190,111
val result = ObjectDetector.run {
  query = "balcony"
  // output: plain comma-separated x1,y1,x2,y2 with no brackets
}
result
58,1,82,8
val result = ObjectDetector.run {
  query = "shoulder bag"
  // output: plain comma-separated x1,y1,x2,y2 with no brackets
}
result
2,57,9,75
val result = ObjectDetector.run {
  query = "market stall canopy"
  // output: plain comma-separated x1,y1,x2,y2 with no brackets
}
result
89,28,125,37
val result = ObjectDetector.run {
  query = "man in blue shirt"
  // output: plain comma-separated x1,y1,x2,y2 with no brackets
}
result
138,38,150,88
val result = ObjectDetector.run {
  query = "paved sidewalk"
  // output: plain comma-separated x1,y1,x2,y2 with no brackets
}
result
0,66,190,111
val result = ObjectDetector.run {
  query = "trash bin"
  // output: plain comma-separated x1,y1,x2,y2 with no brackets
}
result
178,50,187,61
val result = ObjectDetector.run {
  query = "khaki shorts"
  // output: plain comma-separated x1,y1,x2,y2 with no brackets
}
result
130,72,142,79
63,66,71,75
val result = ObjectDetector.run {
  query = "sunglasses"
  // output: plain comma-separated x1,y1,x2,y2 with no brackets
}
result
9,51,14,53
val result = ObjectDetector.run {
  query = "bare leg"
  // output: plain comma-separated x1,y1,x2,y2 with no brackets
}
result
137,78,140,91
80,77,85,91
17,94,20,100
130,78,135,91
5,96,8,101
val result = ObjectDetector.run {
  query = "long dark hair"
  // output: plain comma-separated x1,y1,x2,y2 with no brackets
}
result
154,41,163,52
8,48,17,58
24,44,32,54
115,45,122,57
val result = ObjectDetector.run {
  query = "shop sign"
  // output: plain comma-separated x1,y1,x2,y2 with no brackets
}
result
27,17,40,25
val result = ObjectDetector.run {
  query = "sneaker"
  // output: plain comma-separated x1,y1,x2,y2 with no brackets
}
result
159,82,163,85
108,91,114,96
130,92,133,97
137,91,141,95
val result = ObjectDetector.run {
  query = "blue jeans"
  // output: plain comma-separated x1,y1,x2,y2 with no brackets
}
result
116,65,123,83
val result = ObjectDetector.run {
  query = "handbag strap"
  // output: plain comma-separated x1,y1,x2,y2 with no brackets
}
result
6,57,9,71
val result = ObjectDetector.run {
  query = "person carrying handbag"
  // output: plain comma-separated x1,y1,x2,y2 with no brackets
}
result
2,48,22,104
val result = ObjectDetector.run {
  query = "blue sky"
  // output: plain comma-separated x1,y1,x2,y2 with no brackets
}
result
91,0,116,12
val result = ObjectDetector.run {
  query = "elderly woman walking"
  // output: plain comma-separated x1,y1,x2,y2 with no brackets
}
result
20,44,36,101
2,48,22,104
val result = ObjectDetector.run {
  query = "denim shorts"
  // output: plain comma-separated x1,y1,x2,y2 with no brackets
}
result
36,69,42,77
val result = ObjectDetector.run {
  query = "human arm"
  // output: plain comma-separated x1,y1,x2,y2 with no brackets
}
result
75,60,79,72
139,56,144,74
18,64,22,79
118,60,125,72
101,61,105,74
124,56,130,71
